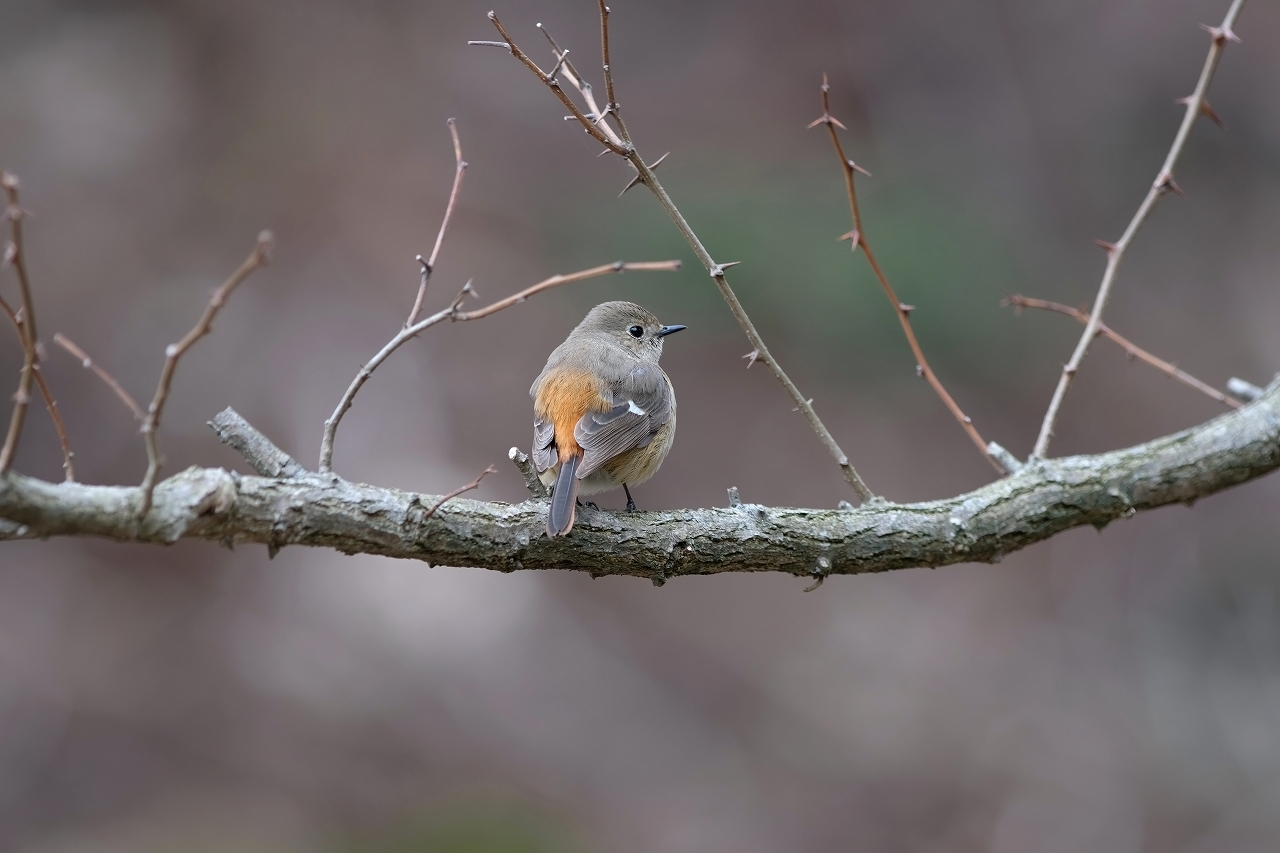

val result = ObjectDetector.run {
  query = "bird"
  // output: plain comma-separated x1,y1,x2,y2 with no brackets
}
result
530,301,685,537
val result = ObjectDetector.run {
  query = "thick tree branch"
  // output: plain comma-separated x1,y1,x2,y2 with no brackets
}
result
3,380,1276,579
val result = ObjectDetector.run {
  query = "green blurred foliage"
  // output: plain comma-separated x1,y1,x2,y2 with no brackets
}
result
335,797,579,853
547,152,1029,389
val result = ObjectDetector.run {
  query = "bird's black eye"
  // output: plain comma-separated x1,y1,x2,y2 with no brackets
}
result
628,325,644,338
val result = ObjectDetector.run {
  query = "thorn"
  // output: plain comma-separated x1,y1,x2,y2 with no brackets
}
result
898,302,915,314
467,40,511,51
1156,171,1186,198
838,229,861,250
1199,101,1225,128
618,152,668,197
1200,23,1240,45
1178,96,1226,128
915,365,924,377
416,254,430,274
709,261,741,277
803,575,826,593
806,114,847,130
1094,239,1117,254
848,160,872,177
2,242,14,267
791,398,814,412
742,349,760,368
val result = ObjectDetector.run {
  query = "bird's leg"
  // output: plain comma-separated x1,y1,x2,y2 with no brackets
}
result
623,483,638,512
577,499,599,510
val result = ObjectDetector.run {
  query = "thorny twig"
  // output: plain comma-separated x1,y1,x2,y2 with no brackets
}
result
407,119,468,327
477,6,877,503
811,76,1006,475
1004,295,1241,408
1,295,74,481
480,12,629,155
1031,0,1246,458
139,232,273,515
424,464,498,519
53,333,146,421
318,259,680,473
0,172,39,475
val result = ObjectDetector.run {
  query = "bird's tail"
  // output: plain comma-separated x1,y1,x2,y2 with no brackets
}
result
547,455,581,537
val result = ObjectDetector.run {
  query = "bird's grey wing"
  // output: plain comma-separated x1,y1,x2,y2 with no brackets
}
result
532,415,557,473
575,363,673,479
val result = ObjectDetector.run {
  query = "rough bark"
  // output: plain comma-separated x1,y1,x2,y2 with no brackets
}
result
2,380,1278,583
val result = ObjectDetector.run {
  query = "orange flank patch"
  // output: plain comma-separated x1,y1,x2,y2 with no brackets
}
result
534,369,609,462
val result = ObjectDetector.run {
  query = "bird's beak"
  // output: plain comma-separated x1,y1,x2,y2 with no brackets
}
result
657,324,686,337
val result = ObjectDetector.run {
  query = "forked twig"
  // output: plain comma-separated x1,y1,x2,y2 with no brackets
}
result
477,7,877,502
0,172,39,475
318,259,681,473
481,12,629,155
1,295,74,481
139,233,273,514
424,464,498,519
53,333,146,421
1004,295,1241,408
1031,0,1246,458
407,119,468,326
812,77,1005,474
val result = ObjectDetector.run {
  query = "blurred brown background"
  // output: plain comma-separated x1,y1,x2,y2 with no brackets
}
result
3,0,1280,849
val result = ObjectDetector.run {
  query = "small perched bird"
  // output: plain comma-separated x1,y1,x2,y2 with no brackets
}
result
531,301,685,537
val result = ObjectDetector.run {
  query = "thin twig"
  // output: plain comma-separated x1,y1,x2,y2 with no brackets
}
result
424,464,498,519
318,259,680,473
139,232,273,515
1004,295,1241,408
53,333,146,421
1030,0,1246,458
479,8,877,503
812,77,1003,474
596,1,632,145
407,119,468,327
0,172,39,475
1,295,74,480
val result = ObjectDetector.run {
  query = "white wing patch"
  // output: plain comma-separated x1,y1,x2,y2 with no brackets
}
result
627,400,647,416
